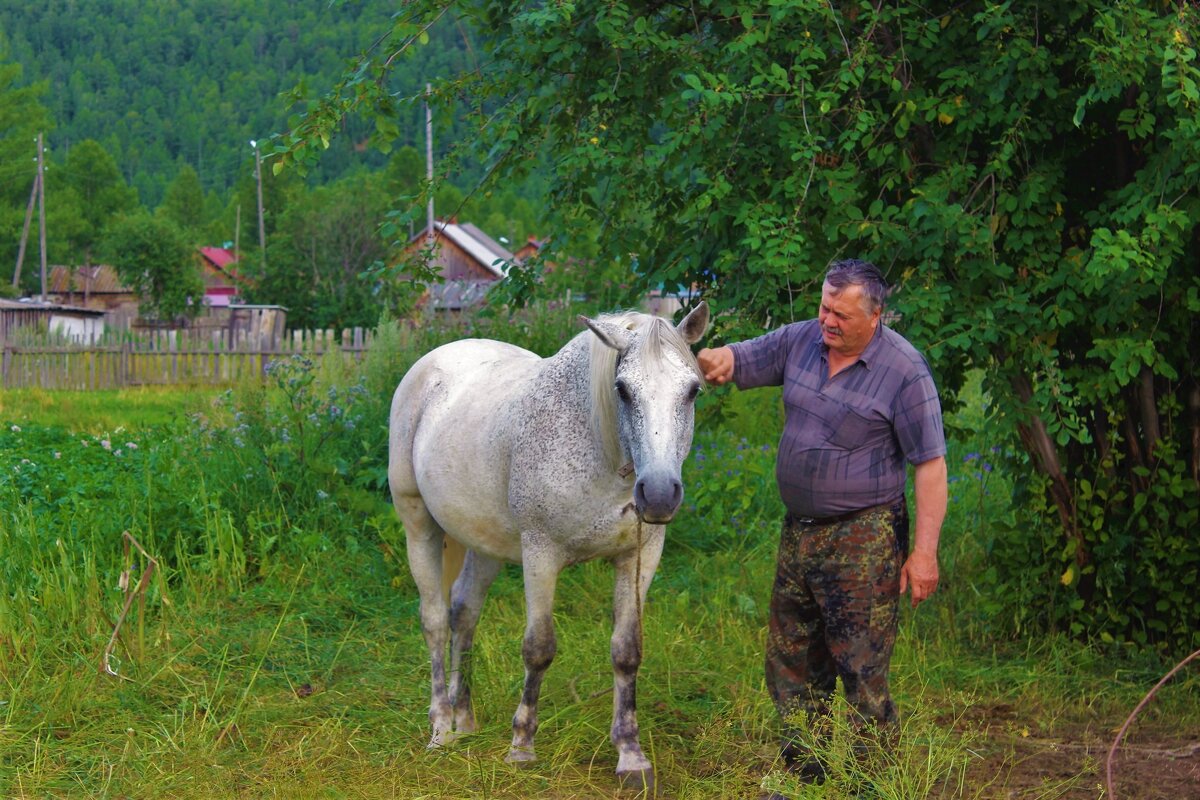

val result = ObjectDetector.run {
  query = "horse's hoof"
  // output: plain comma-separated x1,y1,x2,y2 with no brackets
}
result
427,731,459,749
505,748,537,767
616,767,656,794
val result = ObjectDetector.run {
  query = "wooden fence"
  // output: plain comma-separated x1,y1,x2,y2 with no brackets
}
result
1,327,373,390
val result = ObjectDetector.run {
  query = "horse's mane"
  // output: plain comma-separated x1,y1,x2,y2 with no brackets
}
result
586,311,704,470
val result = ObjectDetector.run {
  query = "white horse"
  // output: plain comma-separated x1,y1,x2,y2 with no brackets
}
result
388,303,708,791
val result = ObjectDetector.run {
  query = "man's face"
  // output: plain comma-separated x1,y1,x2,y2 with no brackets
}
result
818,282,880,358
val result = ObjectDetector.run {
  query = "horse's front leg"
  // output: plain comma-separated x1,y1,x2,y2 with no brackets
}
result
507,548,562,765
610,525,666,792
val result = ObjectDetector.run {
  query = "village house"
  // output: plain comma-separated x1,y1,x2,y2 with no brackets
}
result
400,220,518,310
198,246,248,308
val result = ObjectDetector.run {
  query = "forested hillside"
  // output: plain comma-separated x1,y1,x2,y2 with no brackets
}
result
0,0,474,204
0,0,551,328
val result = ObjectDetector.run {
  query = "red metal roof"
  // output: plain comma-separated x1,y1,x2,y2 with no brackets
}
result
199,247,238,269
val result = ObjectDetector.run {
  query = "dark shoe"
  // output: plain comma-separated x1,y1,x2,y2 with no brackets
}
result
787,758,826,785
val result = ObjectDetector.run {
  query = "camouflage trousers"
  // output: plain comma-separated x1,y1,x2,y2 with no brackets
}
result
766,500,908,759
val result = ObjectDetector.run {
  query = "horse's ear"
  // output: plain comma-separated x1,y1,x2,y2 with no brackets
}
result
676,301,709,345
580,316,635,352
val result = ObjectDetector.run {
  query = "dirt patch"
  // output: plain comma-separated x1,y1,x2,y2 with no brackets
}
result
962,715,1200,799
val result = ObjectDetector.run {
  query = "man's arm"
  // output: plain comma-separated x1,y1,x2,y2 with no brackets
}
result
900,455,947,608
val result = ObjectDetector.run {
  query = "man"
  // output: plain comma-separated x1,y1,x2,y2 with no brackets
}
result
697,259,947,785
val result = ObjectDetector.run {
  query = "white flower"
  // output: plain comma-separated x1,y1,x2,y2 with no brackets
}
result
54,452,61,459
10,425,20,432
126,442,138,450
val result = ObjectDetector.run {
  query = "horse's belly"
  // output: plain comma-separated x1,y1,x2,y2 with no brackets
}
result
418,470,524,562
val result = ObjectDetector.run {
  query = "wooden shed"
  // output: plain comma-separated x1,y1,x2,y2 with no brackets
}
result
0,298,106,344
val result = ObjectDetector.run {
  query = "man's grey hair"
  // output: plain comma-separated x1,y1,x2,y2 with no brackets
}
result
825,259,889,313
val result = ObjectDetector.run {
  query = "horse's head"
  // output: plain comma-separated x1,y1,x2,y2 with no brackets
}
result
582,302,709,523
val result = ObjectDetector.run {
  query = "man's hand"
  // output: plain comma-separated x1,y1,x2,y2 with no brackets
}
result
697,346,735,385
899,550,939,608
901,456,947,608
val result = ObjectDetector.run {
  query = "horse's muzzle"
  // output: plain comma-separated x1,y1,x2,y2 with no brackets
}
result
633,475,683,524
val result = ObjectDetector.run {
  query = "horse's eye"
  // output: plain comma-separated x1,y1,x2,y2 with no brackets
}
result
684,382,700,403
615,380,631,404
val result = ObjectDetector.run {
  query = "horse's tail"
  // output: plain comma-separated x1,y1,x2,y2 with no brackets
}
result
442,537,467,604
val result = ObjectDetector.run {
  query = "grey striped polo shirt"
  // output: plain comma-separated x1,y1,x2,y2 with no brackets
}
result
728,319,945,519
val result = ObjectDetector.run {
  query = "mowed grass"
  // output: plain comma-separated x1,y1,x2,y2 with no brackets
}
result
2,382,1198,799
0,385,224,432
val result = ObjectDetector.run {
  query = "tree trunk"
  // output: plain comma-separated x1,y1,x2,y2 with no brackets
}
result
1010,371,1088,568
1137,366,1161,458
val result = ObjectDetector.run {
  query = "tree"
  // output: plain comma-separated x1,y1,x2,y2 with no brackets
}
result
104,212,203,321
288,1,1200,651
0,56,50,286
158,163,207,236
246,172,392,330
58,139,138,267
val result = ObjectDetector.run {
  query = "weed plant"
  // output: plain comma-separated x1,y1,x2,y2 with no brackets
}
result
1,313,1197,798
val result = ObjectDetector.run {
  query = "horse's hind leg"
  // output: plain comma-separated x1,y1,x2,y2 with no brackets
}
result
448,548,502,735
396,496,455,748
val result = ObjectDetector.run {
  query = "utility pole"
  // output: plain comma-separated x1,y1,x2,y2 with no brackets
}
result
252,140,266,271
37,132,47,302
426,83,435,243
12,168,37,291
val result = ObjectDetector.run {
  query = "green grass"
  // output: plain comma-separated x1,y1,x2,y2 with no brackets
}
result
2,368,1199,799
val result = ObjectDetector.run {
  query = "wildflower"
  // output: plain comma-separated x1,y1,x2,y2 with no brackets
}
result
963,452,979,461
20,458,31,465
54,452,61,459
81,439,90,447
126,442,138,451
9,425,19,433
317,490,330,501
101,440,112,450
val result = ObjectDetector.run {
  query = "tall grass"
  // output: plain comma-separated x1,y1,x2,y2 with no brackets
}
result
1,307,1197,798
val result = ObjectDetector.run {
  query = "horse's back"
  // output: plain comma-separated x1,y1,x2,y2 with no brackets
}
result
389,338,542,560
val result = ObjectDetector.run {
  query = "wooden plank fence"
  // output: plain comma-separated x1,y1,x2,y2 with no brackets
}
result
1,327,372,390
